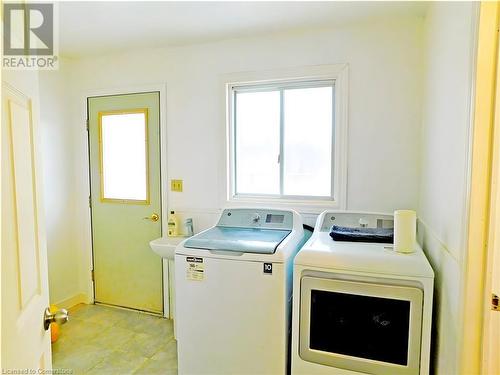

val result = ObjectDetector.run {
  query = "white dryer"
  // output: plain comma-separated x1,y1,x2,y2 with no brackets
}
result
291,211,434,375
175,208,305,375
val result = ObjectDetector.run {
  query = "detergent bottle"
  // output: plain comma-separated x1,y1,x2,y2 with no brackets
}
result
167,211,180,236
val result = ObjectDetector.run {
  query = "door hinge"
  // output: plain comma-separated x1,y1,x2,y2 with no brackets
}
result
86,119,89,131
91,270,95,282
88,196,92,208
492,293,499,311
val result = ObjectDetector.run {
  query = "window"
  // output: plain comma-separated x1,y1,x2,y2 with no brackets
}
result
99,109,149,203
230,80,336,201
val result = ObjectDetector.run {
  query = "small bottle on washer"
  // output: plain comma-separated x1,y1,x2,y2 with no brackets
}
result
184,218,194,237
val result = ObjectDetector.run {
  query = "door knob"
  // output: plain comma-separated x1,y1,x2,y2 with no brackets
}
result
143,213,160,222
44,307,69,330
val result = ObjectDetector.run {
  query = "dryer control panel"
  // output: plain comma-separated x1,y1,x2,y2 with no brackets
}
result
319,212,394,232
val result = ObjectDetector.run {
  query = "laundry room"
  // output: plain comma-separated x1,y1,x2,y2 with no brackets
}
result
2,1,499,375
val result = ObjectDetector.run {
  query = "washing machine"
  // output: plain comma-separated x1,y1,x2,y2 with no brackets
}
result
291,211,434,375
175,208,305,375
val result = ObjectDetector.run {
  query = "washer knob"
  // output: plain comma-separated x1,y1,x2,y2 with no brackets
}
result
252,213,261,223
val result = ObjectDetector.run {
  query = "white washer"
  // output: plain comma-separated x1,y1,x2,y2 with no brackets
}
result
175,208,304,375
291,211,434,375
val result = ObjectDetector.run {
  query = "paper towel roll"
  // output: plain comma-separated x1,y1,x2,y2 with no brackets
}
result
394,210,416,253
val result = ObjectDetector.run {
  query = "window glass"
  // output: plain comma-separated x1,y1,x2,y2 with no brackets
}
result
283,86,332,196
100,111,148,201
235,91,280,195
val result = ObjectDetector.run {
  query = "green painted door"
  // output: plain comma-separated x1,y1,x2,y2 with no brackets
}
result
88,92,162,314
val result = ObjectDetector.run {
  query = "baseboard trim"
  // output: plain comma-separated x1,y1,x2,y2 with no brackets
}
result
52,293,89,309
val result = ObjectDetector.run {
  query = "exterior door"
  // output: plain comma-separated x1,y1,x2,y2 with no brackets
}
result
1,82,52,369
88,92,162,314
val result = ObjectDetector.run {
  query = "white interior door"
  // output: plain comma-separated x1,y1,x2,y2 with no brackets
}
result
1,82,52,370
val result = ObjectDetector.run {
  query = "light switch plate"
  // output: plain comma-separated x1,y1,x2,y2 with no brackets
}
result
171,179,183,192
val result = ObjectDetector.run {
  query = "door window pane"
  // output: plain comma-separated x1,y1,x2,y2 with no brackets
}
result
100,111,148,201
235,91,280,195
309,290,410,365
283,87,332,196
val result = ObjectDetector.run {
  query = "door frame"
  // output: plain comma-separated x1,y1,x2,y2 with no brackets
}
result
461,2,499,374
482,41,500,373
79,83,169,317
480,4,500,371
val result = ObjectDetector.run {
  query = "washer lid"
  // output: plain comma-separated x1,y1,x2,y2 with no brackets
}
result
183,227,291,254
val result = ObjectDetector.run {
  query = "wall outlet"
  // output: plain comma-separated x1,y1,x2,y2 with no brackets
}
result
171,179,183,192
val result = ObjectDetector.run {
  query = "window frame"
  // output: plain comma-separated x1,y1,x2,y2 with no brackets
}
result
224,64,348,212
232,80,335,200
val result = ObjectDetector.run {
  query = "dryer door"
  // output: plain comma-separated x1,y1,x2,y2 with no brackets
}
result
299,277,423,375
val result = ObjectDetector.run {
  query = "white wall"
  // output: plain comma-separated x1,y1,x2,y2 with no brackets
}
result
417,2,477,374
38,60,83,306
71,16,423,215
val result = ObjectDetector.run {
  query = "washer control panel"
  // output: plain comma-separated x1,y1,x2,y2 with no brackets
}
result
218,209,293,230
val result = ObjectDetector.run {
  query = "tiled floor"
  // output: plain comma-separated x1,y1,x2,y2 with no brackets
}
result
52,303,177,374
